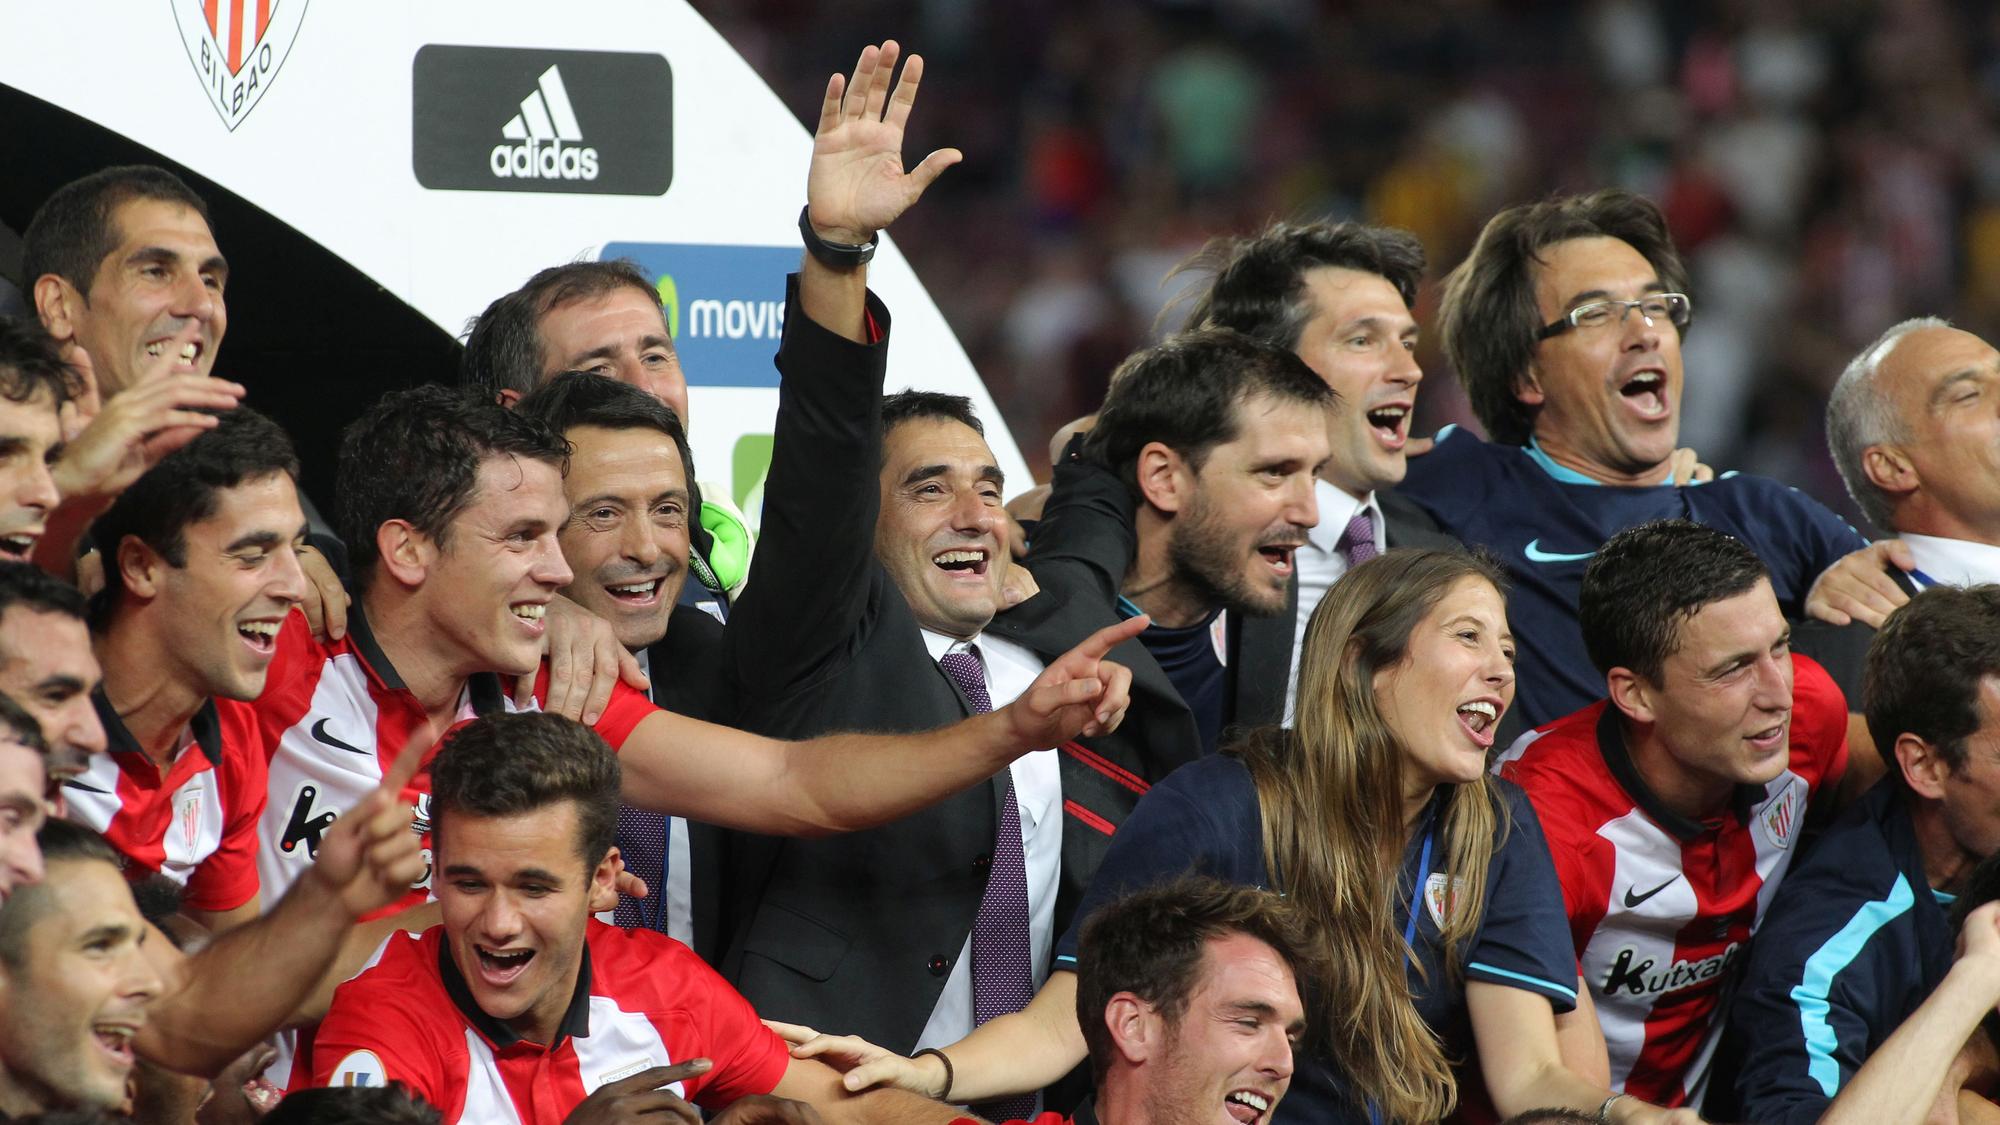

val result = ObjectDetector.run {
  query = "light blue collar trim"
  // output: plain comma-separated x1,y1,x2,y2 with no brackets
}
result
1525,437,1675,488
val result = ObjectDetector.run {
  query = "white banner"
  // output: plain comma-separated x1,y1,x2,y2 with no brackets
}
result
2,0,1027,520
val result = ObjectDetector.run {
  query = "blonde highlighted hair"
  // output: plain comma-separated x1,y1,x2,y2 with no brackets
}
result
1238,548,1510,1123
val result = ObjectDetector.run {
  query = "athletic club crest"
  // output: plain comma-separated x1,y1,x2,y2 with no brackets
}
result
1761,784,1799,850
1423,872,1464,929
171,0,311,130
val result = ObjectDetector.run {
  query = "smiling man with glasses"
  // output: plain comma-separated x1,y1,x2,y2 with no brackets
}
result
1395,189,1875,734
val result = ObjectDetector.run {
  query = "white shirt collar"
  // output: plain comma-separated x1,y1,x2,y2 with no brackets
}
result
1903,533,2000,588
1307,479,1381,554
920,628,979,662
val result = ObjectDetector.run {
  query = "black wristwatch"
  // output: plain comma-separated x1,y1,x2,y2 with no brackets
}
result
798,205,877,269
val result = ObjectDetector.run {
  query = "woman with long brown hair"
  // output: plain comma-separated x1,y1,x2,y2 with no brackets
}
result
778,550,1702,1124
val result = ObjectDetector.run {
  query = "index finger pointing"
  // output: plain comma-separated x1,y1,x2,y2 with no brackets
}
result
1071,614,1149,661
602,1058,713,1096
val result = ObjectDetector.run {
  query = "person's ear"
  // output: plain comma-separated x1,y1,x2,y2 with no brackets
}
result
592,847,621,896
1862,444,1919,502
1606,667,1657,726
115,534,166,601
1104,992,1161,1065
496,388,523,409
1897,733,1951,800
1515,365,1546,408
31,274,84,344
375,520,435,589
1134,442,1190,516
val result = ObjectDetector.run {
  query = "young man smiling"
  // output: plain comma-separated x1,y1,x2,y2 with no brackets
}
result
1496,520,1857,1109
64,407,307,931
313,712,972,1125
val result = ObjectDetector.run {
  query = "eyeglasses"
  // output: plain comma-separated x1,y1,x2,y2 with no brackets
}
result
1538,293,1691,340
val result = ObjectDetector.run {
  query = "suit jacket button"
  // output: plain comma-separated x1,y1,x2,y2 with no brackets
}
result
973,853,992,871
927,955,949,977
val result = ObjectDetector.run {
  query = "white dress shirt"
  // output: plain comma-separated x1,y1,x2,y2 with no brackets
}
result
633,649,697,948
1903,533,2000,588
914,629,1062,1052
1285,479,1385,725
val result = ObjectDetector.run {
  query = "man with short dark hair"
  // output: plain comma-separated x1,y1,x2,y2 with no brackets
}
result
64,407,307,931
1496,519,1852,1108
0,320,73,567
715,44,1155,1090
0,779,424,1115
0,695,50,903
0,562,103,789
1728,584,2000,1122
313,712,967,1125
514,371,723,952
0,820,161,1118
462,259,688,426
1405,190,1870,730
1178,220,1458,725
933,877,1308,1125
20,165,256,576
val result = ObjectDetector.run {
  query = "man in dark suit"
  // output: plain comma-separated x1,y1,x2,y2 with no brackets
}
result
715,42,1144,1118
1175,220,1460,727
513,372,733,963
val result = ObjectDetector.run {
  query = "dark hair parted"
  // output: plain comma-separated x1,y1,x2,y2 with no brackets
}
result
1083,328,1336,488
0,821,121,968
1440,189,1690,445
89,407,299,625
462,259,669,400
1179,221,1426,348
1074,876,1313,1081
0,561,86,630
1579,520,1768,684
22,166,214,296
0,318,79,408
263,1085,444,1125
1865,585,2000,791
334,385,567,594
429,712,620,872
516,370,697,493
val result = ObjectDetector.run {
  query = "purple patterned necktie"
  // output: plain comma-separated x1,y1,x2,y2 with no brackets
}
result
1338,509,1379,569
939,647,1036,1119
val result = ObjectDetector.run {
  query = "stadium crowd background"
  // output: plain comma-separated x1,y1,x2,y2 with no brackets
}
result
701,0,2000,527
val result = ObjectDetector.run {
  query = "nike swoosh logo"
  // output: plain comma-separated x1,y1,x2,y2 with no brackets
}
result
61,779,110,794
1623,875,1681,908
1524,539,1596,564
310,718,371,756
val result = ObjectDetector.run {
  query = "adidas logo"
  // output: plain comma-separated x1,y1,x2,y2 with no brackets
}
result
488,65,601,182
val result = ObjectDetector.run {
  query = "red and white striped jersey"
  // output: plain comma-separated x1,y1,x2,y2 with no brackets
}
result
311,921,790,1123
1494,655,1849,1108
251,609,655,914
63,693,268,913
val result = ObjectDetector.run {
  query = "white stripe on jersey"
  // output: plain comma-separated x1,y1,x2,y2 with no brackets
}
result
574,996,682,1095
1591,807,1705,1092
463,1030,525,1123
261,652,386,902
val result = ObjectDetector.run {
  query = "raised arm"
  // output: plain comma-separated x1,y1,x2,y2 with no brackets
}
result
623,617,1143,835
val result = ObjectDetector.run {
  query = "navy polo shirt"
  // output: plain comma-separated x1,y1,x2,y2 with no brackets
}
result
1054,753,1577,1122
1398,428,1867,730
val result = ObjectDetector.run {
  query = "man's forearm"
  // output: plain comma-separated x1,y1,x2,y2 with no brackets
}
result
823,1088,985,1125
623,709,1022,837
799,251,869,343
138,872,354,1075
